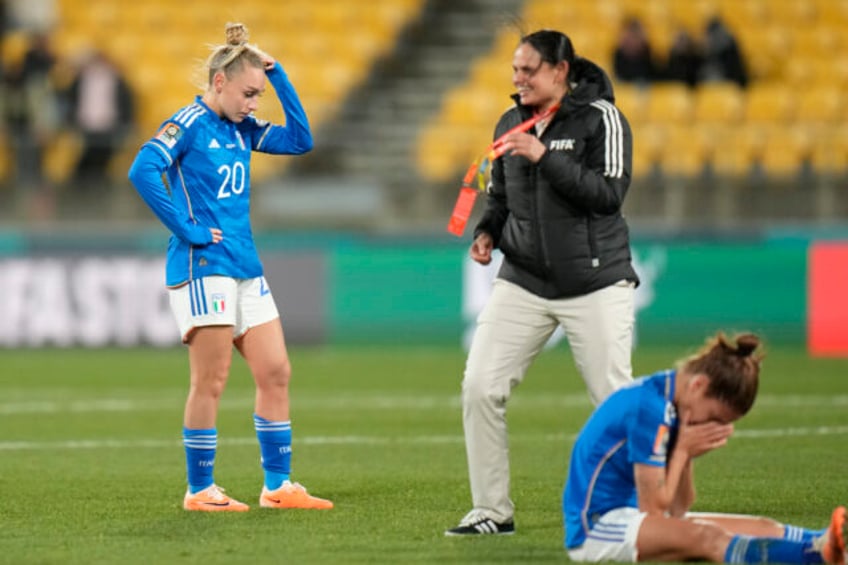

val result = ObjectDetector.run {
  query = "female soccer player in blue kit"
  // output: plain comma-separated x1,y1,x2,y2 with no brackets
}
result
128,23,331,511
563,332,845,563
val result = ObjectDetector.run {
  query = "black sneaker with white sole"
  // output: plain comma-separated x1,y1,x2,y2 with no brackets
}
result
445,515,515,536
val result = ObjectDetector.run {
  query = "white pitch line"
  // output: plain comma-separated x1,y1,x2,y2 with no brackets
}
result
1,425,847,452
0,394,846,415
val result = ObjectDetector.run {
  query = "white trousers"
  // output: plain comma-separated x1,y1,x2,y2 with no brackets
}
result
462,278,635,523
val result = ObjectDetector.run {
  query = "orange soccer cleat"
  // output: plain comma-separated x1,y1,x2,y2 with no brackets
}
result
183,484,249,512
823,506,847,565
259,481,333,510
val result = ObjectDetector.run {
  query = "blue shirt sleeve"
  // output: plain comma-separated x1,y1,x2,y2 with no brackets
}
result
127,145,213,246
242,61,313,154
627,381,673,467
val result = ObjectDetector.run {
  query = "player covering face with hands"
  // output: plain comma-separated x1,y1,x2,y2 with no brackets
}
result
128,23,332,511
563,332,846,564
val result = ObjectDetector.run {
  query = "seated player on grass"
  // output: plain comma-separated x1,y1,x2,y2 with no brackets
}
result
563,332,846,564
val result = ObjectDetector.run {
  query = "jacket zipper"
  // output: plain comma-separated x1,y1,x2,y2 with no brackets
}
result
531,128,553,275
587,217,600,267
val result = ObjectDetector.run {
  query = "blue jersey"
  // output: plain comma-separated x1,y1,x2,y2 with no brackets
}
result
563,370,678,549
128,62,312,287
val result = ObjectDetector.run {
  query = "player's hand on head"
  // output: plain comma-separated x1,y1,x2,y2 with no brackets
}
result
259,51,276,71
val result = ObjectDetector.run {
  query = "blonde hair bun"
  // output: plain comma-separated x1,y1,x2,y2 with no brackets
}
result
225,23,249,46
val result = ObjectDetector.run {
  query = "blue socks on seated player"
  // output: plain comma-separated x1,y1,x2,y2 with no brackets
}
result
725,534,824,564
183,427,217,494
254,414,292,490
785,525,828,544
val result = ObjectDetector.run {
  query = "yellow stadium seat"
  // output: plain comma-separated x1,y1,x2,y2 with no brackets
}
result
614,84,649,126
782,49,842,87
810,126,848,175
717,0,768,27
767,0,819,25
645,84,694,125
743,83,796,124
659,124,710,177
815,0,848,24
415,125,475,183
759,125,813,177
668,0,720,32
709,125,763,177
632,124,668,176
791,26,842,59
796,87,845,125
692,83,745,125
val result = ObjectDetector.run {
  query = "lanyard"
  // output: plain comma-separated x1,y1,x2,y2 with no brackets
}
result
447,102,561,236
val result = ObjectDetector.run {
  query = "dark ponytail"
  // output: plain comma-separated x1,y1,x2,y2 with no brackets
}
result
680,332,763,416
519,29,575,78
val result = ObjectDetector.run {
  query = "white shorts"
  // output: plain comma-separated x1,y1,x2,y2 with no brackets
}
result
567,507,647,563
169,276,279,343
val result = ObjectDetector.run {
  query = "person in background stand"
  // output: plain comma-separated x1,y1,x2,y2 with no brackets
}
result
613,17,656,86
65,48,134,192
2,30,60,218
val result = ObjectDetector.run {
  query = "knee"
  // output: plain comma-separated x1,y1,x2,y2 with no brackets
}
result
192,364,231,398
690,521,733,561
462,369,508,408
257,358,292,390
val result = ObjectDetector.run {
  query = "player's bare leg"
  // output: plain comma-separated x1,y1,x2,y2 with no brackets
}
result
182,325,247,511
237,319,332,509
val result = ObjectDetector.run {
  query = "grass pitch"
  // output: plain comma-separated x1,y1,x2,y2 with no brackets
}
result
0,344,845,564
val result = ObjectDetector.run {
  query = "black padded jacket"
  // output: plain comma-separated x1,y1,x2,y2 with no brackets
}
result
474,57,639,299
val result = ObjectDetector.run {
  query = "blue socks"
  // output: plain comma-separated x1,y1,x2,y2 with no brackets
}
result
725,534,824,564
183,418,294,493
254,414,292,490
183,427,216,494
784,525,827,544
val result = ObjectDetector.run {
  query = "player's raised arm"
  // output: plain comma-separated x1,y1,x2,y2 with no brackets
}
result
260,61,313,154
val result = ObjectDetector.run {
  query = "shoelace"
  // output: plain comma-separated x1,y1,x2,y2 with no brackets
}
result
205,485,229,501
459,509,490,527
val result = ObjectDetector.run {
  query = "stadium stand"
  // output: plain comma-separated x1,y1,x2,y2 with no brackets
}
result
35,0,424,184
415,0,848,187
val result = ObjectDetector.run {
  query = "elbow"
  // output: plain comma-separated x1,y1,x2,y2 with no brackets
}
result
127,159,142,186
299,134,314,153
639,494,674,517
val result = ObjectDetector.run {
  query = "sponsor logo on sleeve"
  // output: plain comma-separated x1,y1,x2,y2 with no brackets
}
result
156,122,183,149
650,424,669,462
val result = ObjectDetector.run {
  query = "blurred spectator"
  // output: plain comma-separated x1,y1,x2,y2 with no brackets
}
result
613,17,656,85
698,16,748,88
65,49,135,192
0,0,9,33
5,0,57,32
662,28,703,88
2,30,61,218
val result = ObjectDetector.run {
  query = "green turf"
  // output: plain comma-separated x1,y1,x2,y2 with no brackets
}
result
0,345,845,564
